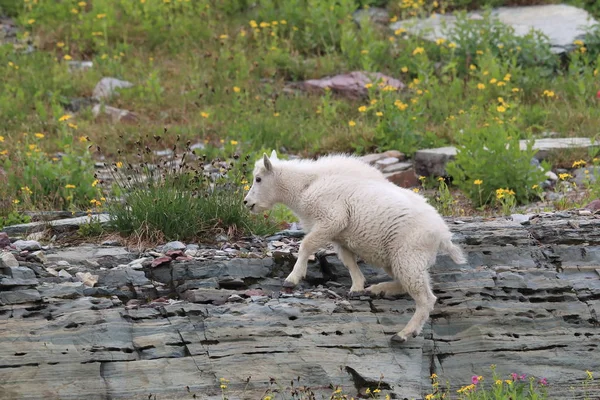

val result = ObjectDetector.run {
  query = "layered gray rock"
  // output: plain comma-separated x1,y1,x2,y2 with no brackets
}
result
1,213,599,399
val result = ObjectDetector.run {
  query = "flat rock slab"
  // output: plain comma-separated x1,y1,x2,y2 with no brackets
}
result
414,137,599,177
3,214,110,236
390,4,598,54
0,214,599,399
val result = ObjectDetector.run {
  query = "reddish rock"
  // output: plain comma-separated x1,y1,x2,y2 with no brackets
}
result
151,256,172,268
585,199,600,211
165,250,184,258
0,232,10,248
244,289,266,297
385,168,420,188
296,71,405,99
175,255,193,261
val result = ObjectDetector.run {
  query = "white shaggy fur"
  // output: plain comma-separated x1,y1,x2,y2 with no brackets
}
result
244,152,467,342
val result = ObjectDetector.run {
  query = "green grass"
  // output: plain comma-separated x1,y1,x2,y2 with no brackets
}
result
1,0,600,238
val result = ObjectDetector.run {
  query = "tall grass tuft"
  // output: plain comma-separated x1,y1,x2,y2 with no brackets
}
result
99,134,277,243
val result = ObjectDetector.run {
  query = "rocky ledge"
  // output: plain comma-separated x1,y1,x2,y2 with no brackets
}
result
1,213,600,399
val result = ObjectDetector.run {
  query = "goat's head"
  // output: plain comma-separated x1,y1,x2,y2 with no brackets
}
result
243,150,279,213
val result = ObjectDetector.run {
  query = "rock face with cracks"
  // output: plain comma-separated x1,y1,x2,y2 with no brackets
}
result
1,213,599,399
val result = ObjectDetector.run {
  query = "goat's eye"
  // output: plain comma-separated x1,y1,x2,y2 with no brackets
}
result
255,177,262,183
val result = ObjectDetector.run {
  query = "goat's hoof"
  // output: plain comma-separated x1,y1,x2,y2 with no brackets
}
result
390,334,407,343
347,290,367,299
282,280,297,289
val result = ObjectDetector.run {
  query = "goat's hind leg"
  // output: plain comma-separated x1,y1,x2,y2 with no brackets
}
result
366,281,406,297
390,262,436,343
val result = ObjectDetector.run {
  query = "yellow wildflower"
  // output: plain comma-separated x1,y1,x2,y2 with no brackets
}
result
96,13,107,19
259,22,270,28
497,105,506,113
477,83,485,90
559,173,571,180
27,19,35,24
361,49,369,55
0,135,4,142
68,123,78,129
412,188,420,193
65,184,76,189
249,20,258,28
13,199,20,204
512,88,520,93
401,66,408,73
376,111,383,117
201,112,210,118
358,106,367,112
233,86,241,93
394,28,406,36
586,370,593,380
59,115,71,122
71,8,79,14
503,73,511,81
474,179,483,185
572,160,586,168
364,83,373,89
273,112,280,117
476,49,484,55
435,38,446,45
63,55,72,61
448,42,457,48
469,64,476,71
348,120,356,127
543,90,555,98
370,99,377,105
495,380,503,385
412,47,425,55
78,1,87,6
489,78,497,84
395,101,408,111
35,133,44,139
425,395,434,400
219,34,228,39
497,81,506,86
116,161,123,168
92,180,99,187
56,42,65,48
230,140,238,146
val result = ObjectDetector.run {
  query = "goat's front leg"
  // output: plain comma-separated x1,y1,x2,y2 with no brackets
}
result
284,224,341,287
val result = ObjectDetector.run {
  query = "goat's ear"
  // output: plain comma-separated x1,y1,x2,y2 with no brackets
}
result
270,150,278,160
263,153,273,171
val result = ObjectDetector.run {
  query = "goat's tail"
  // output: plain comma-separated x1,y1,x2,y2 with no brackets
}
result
440,237,467,265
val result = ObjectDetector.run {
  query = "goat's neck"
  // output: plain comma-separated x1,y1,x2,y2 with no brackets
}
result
274,166,315,212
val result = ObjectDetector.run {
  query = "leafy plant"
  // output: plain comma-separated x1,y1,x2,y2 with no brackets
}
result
446,111,547,207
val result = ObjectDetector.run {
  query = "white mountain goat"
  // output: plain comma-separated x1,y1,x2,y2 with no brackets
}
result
243,152,467,342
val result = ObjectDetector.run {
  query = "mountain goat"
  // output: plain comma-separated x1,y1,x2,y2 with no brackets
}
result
244,152,467,342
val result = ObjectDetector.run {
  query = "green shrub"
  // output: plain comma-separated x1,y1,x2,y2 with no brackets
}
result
1,132,98,210
446,110,547,207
